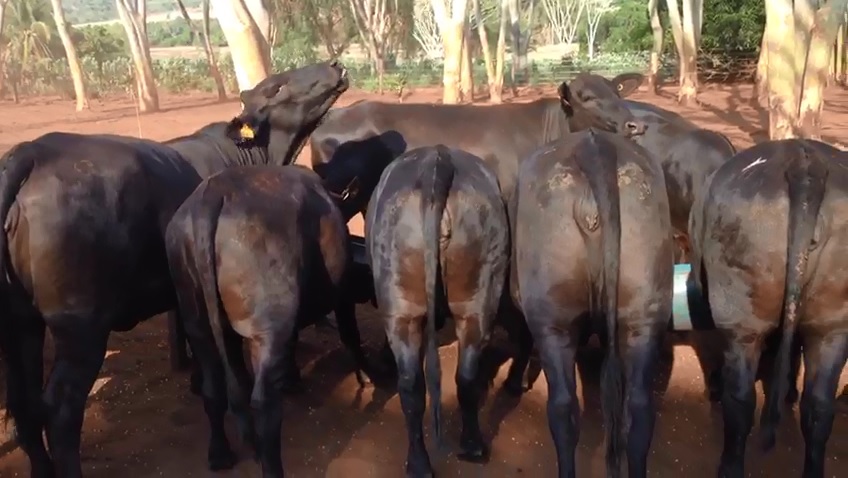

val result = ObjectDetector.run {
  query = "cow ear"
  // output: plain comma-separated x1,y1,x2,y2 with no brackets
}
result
239,90,251,108
610,73,644,97
557,81,574,116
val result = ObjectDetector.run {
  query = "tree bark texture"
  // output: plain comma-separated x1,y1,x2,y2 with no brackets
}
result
116,0,160,112
211,0,270,91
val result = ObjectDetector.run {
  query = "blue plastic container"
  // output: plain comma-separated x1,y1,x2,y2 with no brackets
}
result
671,263,692,331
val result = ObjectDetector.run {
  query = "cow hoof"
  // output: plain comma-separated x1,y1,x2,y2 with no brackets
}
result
457,441,490,464
208,447,238,471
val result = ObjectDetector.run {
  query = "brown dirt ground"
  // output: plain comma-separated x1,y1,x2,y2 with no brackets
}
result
0,84,847,477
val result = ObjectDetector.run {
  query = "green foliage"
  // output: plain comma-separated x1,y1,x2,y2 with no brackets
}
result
62,0,202,25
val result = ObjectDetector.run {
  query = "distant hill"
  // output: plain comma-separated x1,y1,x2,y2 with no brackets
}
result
64,0,202,25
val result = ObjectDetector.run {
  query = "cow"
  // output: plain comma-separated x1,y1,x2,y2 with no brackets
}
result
0,60,349,478
365,145,510,476
312,72,649,393
625,100,738,258
164,164,372,476
510,129,674,478
686,138,847,478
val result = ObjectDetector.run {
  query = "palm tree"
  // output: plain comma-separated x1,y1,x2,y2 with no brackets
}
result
4,0,54,102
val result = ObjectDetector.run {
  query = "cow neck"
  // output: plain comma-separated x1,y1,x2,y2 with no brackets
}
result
542,99,569,144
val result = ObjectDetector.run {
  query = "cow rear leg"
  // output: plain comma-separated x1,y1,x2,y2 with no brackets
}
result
498,298,534,396
799,333,847,478
0,313,53,477
624,329,662,478
454,313,490,463
248,330,295,478
42,319,109,478
533,323,579,478
717,335,762,478
334,295,376,386
279,327,303,394
387,314,434,477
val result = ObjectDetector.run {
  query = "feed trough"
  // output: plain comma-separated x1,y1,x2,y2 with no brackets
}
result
349,235,696,332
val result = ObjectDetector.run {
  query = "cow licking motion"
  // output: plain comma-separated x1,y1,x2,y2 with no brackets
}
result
165,164,372,477
510,129,674,478
0,60,349,477
365,145,510,476
687,139,848,478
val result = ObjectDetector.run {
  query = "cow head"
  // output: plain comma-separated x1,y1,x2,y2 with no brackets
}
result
226,60,349,163
558,72,647,138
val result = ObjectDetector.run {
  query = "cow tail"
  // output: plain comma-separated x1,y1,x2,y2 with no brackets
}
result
0,143,35,287
419,145,455,448
0,143,36,429
575,130,623,476
189,185,240,401
760,142,827,451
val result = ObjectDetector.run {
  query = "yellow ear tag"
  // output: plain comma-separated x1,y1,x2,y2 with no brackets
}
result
240,124,255,140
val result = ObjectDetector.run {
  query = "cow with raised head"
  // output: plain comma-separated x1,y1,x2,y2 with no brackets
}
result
365,145,510,476
510,129,674,478
686,138,847,478
0,60,349,477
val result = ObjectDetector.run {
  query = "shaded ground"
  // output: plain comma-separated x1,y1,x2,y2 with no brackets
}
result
0,84,847,477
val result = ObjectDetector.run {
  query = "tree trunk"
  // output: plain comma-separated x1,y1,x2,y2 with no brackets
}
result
0,0,8,98
494,0,507,98
648,0,663,93
116,0,159,113
211,0,270,91
441,19,465,104
679,0,699,105
460,24,473,102
765,0,798,139
835,23,845,85
473,0,494,101
797,0,848,138
51,0,89,111
755,32,769,105
199,0,227,99
507,0,519,95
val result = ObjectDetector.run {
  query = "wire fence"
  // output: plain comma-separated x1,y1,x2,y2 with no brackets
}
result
4,48,760,101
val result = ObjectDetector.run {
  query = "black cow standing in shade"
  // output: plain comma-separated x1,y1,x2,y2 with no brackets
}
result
165,162,371,477
0,60,348,478
687,139,848,478
510,129,674,478
365,145,510,476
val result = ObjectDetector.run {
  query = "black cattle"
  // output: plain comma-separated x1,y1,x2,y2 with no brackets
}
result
310,72,647,200
365,145,510,476
687,139,847,478
510,129,674,478
0,60,348,477
625,100,737,258
165,165,371,476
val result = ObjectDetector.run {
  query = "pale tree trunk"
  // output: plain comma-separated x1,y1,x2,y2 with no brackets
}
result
507,0,519,94
175,0,226,99
460,22,473,102
431,0,469,104
0,0,8,98
211,0,270,91
679,0,700,105
755,32,769,105
765,0,798,139
472,0,506,103
648,0,663,93
51,0,89,110
197,0,227,101
116,0,159,112
835,23,845,84
797,0,848,138
349,0,393,95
